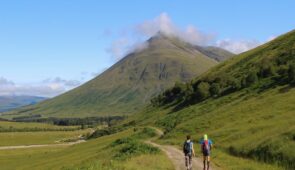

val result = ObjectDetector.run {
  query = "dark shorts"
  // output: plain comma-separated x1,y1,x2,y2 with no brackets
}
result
203,150,210,156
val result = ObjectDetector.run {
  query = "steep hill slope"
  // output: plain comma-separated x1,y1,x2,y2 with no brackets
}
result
5,33,233,118
126,30,295,169
0,96,47,112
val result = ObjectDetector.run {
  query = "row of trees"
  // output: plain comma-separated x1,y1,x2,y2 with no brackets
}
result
151,61,295,107
13,116,126,127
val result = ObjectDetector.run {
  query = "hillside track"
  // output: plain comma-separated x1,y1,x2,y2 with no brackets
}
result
146,127,218,170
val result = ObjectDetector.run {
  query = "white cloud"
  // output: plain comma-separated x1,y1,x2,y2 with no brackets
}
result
0,82,65,97
106,12,215,60
105,38,129,60
0,77,81,97
43,77,81,87
215,39,262,54
136,13,215,45
215,35,279,54
105,12,277,56
136,12,177,37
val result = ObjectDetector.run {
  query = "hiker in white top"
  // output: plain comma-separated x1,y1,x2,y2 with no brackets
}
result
183,135,195,170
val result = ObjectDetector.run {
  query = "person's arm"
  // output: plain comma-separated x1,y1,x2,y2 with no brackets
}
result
210,140,213,150
192,142,195,156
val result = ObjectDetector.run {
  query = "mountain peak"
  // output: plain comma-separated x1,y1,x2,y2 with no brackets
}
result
147,31,171,43
7,30,235,118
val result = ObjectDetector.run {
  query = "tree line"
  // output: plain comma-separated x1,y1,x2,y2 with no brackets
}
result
152,54,295,107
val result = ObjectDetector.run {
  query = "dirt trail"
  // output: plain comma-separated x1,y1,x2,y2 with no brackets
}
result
146,127,216,170
0,140,85,150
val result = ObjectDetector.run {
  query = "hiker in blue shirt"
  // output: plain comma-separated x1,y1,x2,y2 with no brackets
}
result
183,135,195,170
200,134,213,170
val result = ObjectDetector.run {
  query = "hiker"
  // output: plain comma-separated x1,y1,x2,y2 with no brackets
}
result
200,134,213,170
183,135,195,170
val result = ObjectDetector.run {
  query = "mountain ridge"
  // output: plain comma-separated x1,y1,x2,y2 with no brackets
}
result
0,96,47,112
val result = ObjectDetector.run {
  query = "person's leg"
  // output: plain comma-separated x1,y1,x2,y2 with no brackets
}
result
207,156,210,170
203,155,206,170
189,155,192,170
185,155,189,170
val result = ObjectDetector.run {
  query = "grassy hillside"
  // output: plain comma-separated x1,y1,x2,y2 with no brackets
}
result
0,128,173,170
122,30,295,169
4,33,234,119
130,85,293,169
0,96,47,112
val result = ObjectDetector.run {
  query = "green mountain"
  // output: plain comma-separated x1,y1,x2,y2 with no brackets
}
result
127,30,295,169
0,96,47,113
4,33,233,119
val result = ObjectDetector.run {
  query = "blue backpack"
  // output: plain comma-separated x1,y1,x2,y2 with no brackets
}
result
183,141,192,155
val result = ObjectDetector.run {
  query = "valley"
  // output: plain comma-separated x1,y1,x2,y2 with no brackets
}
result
0,29,294,170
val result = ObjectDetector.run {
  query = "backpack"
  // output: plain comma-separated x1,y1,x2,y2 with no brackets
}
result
183,141,192,155
202,140,210,153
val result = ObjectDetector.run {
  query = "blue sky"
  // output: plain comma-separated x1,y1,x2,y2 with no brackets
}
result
0,0,294,97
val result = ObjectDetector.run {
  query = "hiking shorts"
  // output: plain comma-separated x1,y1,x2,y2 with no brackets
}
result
203,150,210,156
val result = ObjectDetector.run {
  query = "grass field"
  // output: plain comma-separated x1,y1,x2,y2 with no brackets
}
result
0,129,173,170
0,121,90,146
0,130,90,146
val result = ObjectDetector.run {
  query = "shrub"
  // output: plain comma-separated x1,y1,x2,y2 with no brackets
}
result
259,64,275,78
245,71,258,86
258,58,276,77
88,127,123,139
209,83,221,97
195,82,210,100
111,137,159,160
230,78,242,90
136,127,157,138
288,63,295,85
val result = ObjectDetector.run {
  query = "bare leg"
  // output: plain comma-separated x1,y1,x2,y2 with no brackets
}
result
203,156,206,170
207,156,210,170
185,155,189,170
189,155,192,170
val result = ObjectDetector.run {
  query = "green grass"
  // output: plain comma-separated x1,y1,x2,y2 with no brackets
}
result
0,129,173,170
213,149,281,170
0,121,86,146
0,129,90,146
0,121,79,132
128,85,295,169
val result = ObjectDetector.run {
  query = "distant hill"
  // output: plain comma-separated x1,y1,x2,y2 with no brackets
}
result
133,30,295,169
194,45,235,61
0,96,47,112
4,33,233,118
